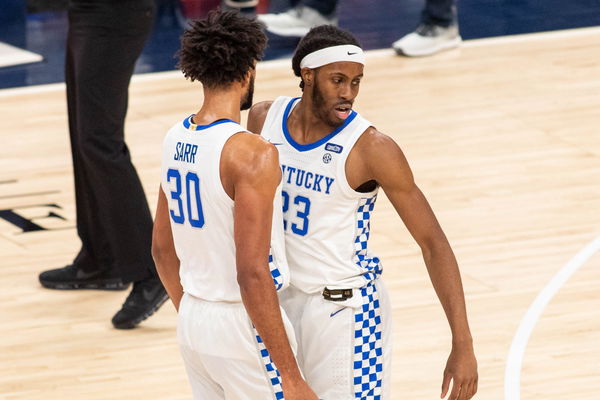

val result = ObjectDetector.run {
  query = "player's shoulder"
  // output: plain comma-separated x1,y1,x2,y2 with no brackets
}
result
163,116,187,139
223,131,280,185
356,126,402,157
247,101,274,134
249,100,274,118
224,131,278,165
226,130,274,150
350,126,413,186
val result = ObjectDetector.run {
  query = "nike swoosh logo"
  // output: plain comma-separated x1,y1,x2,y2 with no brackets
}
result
270,142,283,146
347,51,357,55
330,308,347,318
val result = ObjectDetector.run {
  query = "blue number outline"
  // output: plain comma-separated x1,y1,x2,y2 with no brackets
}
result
167,168,206,228
167,168,184,224
291,195,311,236
281,190,290,231
185,172,205,228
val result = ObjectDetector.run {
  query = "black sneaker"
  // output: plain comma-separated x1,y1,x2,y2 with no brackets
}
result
39,264,128,290
111,278,169,329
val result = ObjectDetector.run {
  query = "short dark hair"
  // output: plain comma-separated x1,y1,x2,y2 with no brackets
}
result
291,25,361,88
177,10,267,88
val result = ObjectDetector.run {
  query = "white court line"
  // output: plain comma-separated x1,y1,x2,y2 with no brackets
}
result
464,25,600,48
0,49,393,97
0,41,43,68
504,235,600,400
2,25,600,98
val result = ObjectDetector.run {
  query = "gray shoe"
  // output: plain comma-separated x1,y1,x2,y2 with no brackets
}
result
392,24,462,57
257,6,337,37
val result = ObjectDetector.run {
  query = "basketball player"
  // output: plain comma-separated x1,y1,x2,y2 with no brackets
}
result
248,25,478,400
151,11,317,400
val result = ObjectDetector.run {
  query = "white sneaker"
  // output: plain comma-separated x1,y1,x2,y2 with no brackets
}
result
257,6,337,37
392,24,462,57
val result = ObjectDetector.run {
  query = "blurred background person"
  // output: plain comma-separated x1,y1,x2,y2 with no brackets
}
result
257,0,461,56
38,0,168,330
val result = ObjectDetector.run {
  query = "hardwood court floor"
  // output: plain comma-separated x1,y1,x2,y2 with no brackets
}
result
1,27,599,400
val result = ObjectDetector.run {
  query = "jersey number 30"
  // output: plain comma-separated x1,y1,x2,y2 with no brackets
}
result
167,168,205,228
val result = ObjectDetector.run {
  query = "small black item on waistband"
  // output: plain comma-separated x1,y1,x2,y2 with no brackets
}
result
322,287,353,301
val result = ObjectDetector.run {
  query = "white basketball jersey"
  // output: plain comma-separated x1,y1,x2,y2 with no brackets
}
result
161,116,289,303
261,96,382,294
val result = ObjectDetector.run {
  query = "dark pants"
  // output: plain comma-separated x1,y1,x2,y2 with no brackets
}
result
301,0,456,26
302,0,337,16
421,0,456,27
66,0,157,283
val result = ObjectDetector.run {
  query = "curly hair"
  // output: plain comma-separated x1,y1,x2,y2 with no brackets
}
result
291,25,361,89
177,10,267,88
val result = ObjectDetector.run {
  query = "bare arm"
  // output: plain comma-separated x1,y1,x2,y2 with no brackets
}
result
354,129,478,400
152,186,183,311
246,101,273,134
225,134,317,400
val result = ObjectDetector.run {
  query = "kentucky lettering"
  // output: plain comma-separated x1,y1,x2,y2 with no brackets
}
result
281,164,335,194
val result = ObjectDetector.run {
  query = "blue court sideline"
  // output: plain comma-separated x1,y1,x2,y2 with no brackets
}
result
0,0,599,89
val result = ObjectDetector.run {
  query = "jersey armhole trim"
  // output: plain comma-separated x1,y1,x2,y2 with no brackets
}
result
259,96,290,140
337,122,379,199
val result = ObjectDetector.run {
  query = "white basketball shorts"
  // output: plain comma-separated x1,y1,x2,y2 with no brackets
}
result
280,279,392,400
177,292,297,400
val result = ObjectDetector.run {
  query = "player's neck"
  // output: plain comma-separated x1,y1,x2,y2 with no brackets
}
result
290,100,337,144
193,87,242,126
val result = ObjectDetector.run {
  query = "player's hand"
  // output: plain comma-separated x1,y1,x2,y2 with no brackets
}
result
282,377,319,400
441,343,478,400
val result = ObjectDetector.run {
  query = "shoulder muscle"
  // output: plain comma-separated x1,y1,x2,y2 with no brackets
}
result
247,101,274,135
222,132,280,198
354,127,415,192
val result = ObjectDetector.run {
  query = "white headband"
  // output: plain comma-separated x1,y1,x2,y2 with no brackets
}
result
299,45,365,69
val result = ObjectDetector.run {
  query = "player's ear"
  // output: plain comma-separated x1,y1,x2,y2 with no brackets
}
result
242,62,256,88
301,67,314,87
241,69,252,88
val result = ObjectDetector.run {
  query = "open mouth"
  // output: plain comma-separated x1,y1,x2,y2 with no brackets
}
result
334,104,352,120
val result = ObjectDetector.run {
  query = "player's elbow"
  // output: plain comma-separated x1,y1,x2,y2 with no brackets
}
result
236,263,267,291
420,237,452,262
